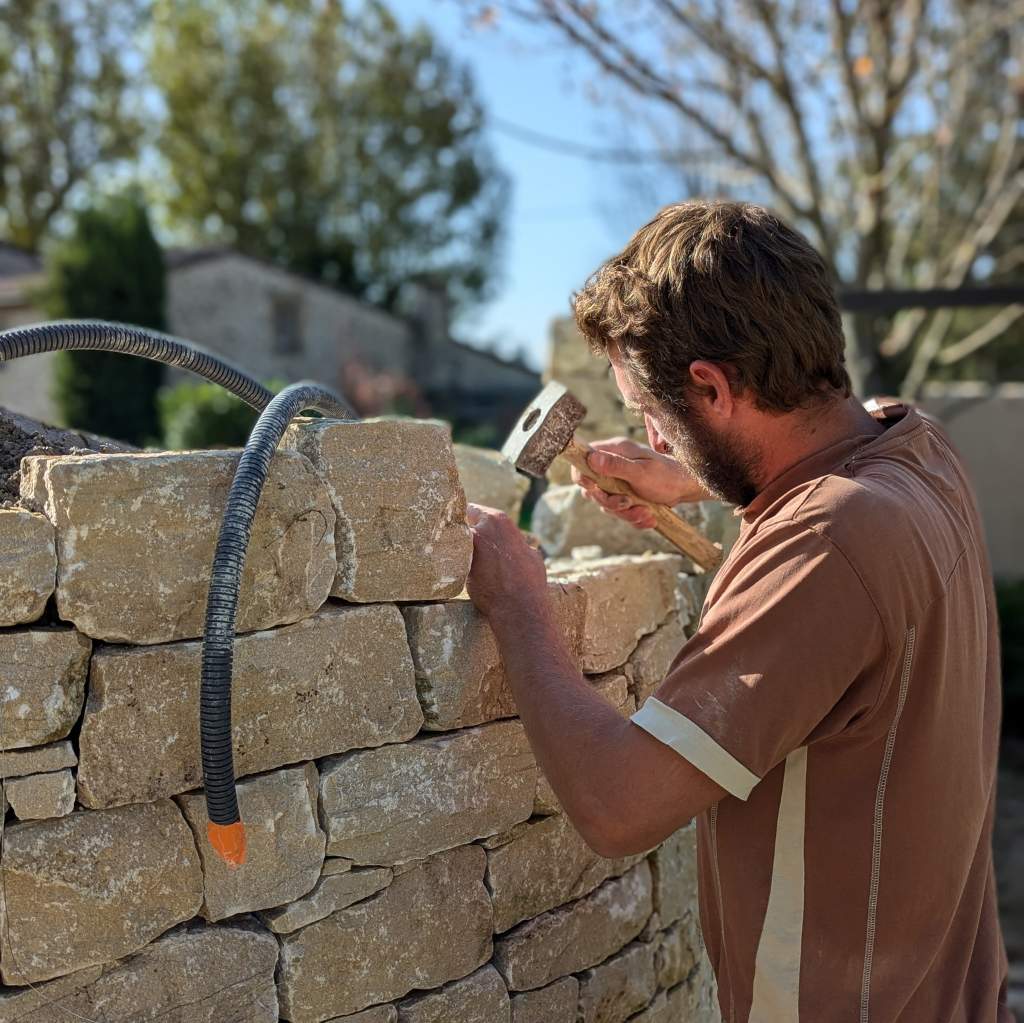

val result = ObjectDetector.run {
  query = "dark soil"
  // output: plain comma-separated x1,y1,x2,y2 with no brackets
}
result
0,407,134,505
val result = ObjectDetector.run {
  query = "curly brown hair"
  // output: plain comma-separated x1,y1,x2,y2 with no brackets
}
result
574,202,851,415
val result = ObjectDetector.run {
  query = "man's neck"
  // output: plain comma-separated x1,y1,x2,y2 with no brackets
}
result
749,395,886,495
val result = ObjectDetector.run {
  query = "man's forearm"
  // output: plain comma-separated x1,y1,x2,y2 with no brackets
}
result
488,595,636,846
487,595,721,857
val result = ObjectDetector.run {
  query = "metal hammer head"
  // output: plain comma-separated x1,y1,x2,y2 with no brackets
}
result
502,381,587,477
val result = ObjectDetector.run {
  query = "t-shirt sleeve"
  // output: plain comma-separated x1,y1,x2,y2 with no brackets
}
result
631,518,886,800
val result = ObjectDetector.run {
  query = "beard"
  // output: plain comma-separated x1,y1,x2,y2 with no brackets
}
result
657,407,763,508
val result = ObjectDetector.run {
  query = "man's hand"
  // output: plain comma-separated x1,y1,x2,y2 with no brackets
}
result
572,437,709,531
465,503,548,619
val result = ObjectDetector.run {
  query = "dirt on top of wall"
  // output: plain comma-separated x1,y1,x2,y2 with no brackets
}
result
0,408,135,506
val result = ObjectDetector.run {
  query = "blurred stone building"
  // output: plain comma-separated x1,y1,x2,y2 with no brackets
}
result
0,245,539,437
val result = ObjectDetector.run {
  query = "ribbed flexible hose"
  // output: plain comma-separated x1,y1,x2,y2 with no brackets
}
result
200,382,356,868
0,320,275,411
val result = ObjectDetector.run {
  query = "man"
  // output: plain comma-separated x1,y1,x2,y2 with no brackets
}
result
465,202,1010,1022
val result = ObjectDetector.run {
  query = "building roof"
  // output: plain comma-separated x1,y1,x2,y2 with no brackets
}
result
0,244,42,278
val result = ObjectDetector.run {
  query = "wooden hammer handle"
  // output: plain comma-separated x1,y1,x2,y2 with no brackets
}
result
561,436,723,572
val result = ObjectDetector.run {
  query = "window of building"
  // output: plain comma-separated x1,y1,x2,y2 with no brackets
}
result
272,297,302,354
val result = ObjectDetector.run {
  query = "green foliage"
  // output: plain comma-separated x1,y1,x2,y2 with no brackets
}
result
44,195,166,445
149,0,507,314
159,380,259,449
0,0,142,248
998,580,1024,738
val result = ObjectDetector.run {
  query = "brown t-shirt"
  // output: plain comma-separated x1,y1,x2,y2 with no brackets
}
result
632,407,1011,1022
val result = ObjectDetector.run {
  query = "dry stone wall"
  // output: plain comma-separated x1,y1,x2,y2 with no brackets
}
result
0,414,718,1023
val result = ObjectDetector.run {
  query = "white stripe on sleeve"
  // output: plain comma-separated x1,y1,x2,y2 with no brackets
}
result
630,697,760,800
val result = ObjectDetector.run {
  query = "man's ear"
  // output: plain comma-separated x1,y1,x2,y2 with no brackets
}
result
688,361,737,419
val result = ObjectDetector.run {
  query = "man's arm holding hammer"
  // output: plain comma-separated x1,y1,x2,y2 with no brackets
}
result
466,503,726,859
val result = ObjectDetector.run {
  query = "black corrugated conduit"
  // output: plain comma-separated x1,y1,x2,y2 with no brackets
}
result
200,382,356,868
0,320,276,411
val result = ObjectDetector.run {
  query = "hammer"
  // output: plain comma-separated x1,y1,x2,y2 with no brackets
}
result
502,381,723,572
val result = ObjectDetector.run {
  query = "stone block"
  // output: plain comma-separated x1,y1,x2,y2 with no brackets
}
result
0,627,90,749
590,671,634,718
77,604,421,809
485,812,644,933
401,581,585,731
628,613,687,709
655,916,700,991
532,773,561,816
277,846,494,1022
546,555,682,673
325,1009,398,1023
577,939,658,1023
0,509,55,627
5,769,74,820
319,720,537,865
508,977,578,1023
396,964,509,1023
632,961,719,1023
177,762,325,921
282,418,472,603
21,448,335,644
0,920,279,1022
0,800,203,984
493,861,653,992
534,485,691,560
261,867,393,934
0,740,76,778
453,443,530,520
650,823,698,928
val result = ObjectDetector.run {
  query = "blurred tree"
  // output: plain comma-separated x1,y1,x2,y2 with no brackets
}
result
480,0,1024,395
149,0,507,313
44,195,166,445
0,0,142,248
159,379,260,449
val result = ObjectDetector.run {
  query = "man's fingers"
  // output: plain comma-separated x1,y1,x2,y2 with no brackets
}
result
601,504,656,529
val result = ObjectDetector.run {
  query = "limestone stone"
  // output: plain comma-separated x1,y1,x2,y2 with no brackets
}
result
0,509,55,627
0,627,90,749
590,671,634,718
401,581,585,731
508,977,578,1023
532,773,561,816
396,964,509,1023
177,762,325,921
282,418,472,603
319,720,537,865
631,962,719,1023
453,443,530,519
0,800,203,984
650,822,698,927
277,846,494,1022
21,448,335,644
485,812,644,933
77,604,421,809
0,921,279,1022
628,613,687,710
534,485,694,560
547,555,682,673
577,940,658,1023
0,740,76,778
5,769,74,820
261,866,393,933
325,1009,398,1023
493,861,653,992
655,916,700,991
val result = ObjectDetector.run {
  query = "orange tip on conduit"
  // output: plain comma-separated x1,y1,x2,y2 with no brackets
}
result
208,820,247,869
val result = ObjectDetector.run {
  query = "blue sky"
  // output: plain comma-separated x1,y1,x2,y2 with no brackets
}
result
386,0,678,370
